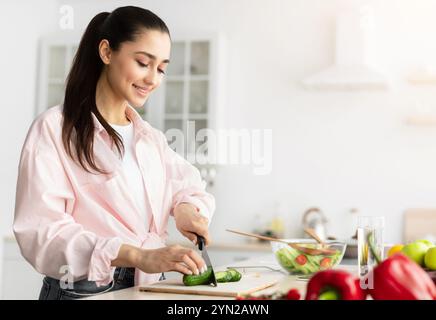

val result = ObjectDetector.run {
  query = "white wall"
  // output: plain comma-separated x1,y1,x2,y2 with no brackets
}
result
0,0,58,230
3,0,436,277
0,0,58,297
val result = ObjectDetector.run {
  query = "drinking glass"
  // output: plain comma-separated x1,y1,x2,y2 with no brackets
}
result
357,216,385,281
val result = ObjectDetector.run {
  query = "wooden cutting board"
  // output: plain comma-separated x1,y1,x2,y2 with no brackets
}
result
404,209,436,242
139,272,279,297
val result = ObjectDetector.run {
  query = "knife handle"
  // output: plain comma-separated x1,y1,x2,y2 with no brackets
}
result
197,235,205,251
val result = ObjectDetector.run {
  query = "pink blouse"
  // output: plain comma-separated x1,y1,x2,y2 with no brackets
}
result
13,105,215,286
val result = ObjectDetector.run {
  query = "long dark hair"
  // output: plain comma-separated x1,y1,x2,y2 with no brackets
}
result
62,6,170,174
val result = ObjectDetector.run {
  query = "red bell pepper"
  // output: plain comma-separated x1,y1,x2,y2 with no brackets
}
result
366,253,436,300
305,269,367,300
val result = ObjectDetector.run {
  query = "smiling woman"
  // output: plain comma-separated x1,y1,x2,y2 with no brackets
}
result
63,6,171,168
13,6,215,300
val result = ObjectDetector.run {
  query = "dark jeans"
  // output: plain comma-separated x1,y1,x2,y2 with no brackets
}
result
39,267,136,300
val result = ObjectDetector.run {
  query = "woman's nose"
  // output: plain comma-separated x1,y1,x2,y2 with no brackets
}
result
144,68,158,87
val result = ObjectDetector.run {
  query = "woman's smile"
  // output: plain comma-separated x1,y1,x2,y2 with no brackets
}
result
132,83,150,96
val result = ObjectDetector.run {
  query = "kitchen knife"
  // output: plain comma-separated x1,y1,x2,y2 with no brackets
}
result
197,235,217,287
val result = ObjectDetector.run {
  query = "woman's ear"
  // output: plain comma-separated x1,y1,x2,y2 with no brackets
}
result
98,39,112,65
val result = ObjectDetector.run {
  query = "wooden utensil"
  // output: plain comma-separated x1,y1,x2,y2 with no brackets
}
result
303,228,339,255
226,229,337,256
304,228,325,246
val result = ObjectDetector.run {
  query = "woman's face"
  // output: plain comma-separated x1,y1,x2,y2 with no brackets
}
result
102,29,171,108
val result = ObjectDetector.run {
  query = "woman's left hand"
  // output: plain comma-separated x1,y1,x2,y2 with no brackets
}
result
174,203,210,246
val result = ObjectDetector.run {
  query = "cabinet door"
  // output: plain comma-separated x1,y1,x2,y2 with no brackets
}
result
37,34,80,117
144,35,224,167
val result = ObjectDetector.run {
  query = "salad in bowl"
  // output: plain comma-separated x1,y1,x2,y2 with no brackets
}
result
271,239,347,276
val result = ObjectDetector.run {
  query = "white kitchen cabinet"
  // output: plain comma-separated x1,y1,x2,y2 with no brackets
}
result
36,33,81,117
2,237,43,300
145,33,225,169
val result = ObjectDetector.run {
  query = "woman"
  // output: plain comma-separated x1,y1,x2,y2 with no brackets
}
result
13,6,215,300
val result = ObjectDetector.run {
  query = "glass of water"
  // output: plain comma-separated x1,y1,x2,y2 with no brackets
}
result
357,216,385,279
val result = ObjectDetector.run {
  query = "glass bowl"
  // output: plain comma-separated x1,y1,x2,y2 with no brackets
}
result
271,239,347,276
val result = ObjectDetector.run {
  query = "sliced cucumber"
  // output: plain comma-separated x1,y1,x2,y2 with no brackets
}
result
215,269,242,283
183,267,212,286
227,269,242,282
215,271,233,283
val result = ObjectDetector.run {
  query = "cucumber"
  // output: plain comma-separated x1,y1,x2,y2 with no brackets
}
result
215,269,242,283
215,271,233,283
183,268,242,286
183,267,212,286
227,269,242,282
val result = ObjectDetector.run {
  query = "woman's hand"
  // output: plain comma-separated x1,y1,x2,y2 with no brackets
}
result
140,245,207,275
173,203,210,245
113,244,207,275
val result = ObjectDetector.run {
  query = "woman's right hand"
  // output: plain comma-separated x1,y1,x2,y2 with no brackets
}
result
136,244,207,276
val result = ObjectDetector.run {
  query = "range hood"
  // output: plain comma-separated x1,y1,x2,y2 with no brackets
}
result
302,5,389,90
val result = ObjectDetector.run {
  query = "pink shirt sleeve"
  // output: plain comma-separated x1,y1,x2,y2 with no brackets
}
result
157,131,216,222
13,120,123,286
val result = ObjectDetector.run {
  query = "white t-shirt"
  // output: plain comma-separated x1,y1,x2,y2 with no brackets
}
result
109,121,152,231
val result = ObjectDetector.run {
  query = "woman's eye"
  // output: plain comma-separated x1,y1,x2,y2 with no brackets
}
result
137,61,165,75
137,61,148,67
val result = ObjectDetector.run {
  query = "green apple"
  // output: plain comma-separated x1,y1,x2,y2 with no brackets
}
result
416,239,434,248
425,247,436,270
401,242,429,266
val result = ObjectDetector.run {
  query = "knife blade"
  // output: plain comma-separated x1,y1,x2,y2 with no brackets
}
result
197,235,217,287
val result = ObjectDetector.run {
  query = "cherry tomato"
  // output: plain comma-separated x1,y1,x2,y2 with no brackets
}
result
286,289,301,300
320,257,331,268
296,254,308,265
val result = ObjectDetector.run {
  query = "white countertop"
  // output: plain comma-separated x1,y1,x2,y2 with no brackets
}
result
84,254,358,300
